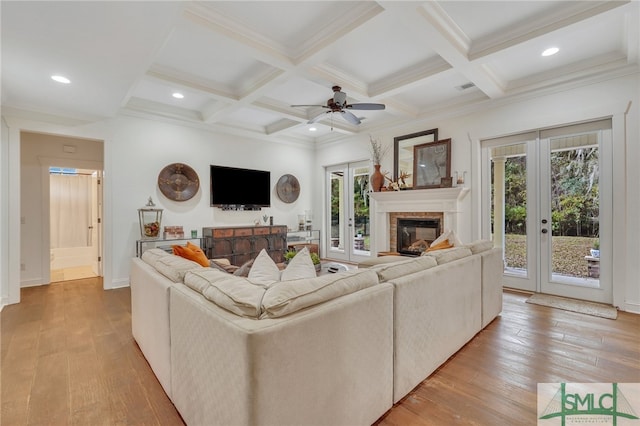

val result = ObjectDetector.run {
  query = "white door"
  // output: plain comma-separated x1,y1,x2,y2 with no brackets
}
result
325,161,371,263
482,119,612,303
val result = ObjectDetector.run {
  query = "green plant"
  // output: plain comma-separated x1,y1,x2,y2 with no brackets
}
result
284,250,297,262
593,238,599,250
284,249,320,265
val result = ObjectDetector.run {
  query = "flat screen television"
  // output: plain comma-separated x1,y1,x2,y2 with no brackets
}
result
210,165,271,208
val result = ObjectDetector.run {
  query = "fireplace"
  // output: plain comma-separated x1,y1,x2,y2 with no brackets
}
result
397,218,441,256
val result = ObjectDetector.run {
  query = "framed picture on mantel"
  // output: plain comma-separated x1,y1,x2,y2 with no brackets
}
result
393,128,438,188
413,138,451,189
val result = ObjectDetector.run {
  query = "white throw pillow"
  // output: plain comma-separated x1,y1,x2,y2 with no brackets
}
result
281,247,317,281
430,229,463,247
247,249,281,285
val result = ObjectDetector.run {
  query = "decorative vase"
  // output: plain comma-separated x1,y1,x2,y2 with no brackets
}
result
371,164,385,192
590,249,600,258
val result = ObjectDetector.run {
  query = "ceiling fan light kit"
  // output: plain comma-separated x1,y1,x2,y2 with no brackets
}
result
292,85,385,127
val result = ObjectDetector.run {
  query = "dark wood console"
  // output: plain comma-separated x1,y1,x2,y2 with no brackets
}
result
202,225,287,265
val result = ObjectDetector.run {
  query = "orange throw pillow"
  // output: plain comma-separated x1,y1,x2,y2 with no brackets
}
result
173,244,209,267
426,239,453,252
186,241,207,257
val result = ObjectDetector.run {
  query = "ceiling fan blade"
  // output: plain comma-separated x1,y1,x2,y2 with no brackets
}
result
308,111,329,124
341,110,361,125
346,103,385,110
291,104,328,108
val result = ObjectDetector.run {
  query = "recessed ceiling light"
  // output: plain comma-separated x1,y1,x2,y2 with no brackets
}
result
172,92,184,99
51,75,71,84
309,127,317,132
542,47,559,57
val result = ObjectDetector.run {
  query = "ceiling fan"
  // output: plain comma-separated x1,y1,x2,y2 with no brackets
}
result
291,85,385,125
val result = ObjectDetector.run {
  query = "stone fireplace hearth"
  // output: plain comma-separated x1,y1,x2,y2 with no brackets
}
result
369,187,469,255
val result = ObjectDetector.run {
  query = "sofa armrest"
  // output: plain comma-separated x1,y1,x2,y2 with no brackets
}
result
480,247,503,327
130,257,173,399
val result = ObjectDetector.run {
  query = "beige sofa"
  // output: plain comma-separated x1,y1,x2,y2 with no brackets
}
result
130,242,502,425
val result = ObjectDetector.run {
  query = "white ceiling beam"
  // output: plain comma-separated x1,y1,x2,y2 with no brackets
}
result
417,2,506,99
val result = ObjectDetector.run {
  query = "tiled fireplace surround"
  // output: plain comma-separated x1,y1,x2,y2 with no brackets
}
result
369,187,470,254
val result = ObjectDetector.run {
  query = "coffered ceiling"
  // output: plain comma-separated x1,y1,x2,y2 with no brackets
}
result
2,1,638,143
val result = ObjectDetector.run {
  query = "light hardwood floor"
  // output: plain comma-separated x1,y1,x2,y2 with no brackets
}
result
2,278,639,425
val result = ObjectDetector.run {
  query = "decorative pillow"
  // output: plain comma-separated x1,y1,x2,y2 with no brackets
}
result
172,244,209,267
426,239,454,252
280,247,317,281
430,229,463,248
247,249,281,285
233,259,255,277
187,241,209,257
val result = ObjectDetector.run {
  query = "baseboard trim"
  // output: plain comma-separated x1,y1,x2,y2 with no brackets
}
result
106,278,130,290
621,301,640,314
21,279,46,288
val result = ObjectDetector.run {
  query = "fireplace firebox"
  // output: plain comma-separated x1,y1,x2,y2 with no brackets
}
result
397,218,441,256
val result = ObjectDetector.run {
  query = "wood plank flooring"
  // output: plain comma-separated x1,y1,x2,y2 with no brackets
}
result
2,280,639,425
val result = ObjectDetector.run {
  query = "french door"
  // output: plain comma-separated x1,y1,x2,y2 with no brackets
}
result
325,161,371,263
482,120,612,304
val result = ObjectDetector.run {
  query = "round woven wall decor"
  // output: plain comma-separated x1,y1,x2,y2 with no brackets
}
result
157,163,199,201
276,174,300,203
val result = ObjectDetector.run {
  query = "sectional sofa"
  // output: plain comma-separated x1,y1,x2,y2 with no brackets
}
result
130,242,502,425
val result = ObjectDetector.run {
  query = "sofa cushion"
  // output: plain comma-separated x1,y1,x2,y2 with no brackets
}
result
357,256,406,269
184,269,265,318
261,269,378,318
280,247,317,281
248,249,282,285
153,254,203,283
424,246,472,264
464,239,494,254
140,248,170,265
373,256,437,282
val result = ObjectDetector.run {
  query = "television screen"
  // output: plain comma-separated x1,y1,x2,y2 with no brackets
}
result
210,165,271,207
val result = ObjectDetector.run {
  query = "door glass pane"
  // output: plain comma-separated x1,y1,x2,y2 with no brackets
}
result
352,166,370,255
491,143,528,275
549,135,600,286
329,170,345,253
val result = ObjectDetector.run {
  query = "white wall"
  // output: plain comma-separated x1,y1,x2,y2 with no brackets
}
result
109,117,315,286
316,73,640,313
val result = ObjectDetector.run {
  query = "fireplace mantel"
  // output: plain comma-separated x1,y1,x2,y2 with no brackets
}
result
369,187,470,254
369,187,469,213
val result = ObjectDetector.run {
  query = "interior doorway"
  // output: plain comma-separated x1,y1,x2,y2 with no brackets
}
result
49,167,102,282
